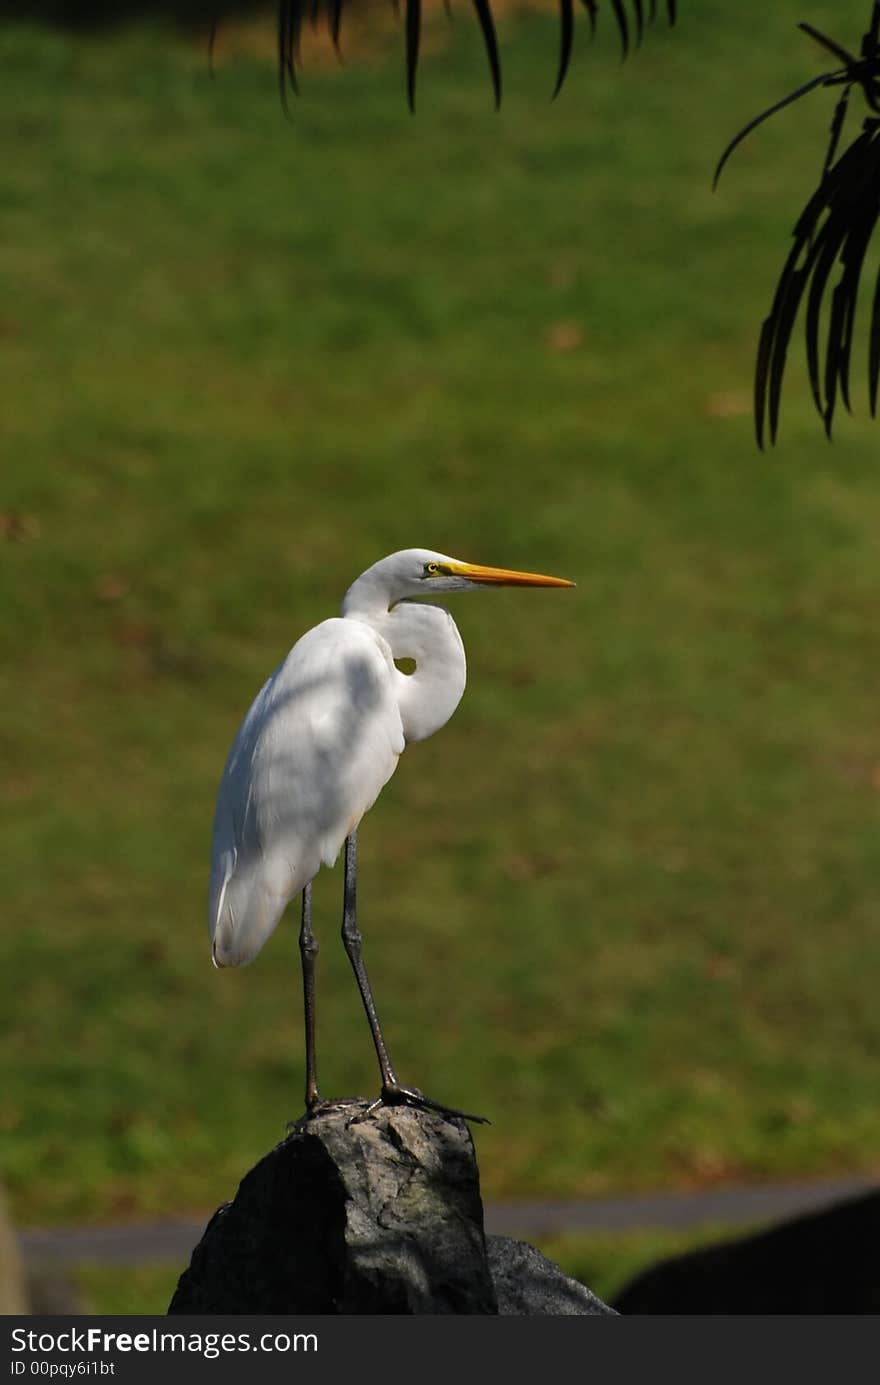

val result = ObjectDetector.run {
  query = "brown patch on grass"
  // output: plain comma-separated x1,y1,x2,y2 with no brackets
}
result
0,512,40,542
704,389,750,418
545,320,585,353
95,574,131,603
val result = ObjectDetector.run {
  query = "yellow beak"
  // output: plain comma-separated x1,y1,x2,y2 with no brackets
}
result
449,561,575,588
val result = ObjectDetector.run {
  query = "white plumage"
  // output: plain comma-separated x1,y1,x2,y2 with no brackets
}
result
208,547,572,971
209,618,404,967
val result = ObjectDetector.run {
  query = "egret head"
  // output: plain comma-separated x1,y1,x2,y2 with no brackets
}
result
416,552,575,595
343,548,574,613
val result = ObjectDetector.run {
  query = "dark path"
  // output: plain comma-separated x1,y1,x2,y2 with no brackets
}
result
19,1175,877,1267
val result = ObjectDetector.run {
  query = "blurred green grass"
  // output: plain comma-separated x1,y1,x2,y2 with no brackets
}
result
72,1260,181,1316
3,2,880,1229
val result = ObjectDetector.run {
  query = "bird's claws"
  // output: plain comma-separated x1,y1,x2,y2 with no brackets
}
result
288,1096,365,1133
347,1083,490,1127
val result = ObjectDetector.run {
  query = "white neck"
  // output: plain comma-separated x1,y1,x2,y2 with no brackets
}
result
343,596,467,744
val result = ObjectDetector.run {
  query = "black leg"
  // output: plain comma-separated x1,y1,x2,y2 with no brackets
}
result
299,881,320,1111
340,832,489,1127
340,831,400,1091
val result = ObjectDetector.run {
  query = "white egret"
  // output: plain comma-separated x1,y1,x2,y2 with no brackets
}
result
209,548,573,1122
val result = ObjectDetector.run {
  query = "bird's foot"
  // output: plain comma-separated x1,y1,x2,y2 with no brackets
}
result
287,1096,365,1133
349,1082,489,1127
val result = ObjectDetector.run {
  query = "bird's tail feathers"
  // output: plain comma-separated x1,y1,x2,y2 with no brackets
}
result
209,853,296,968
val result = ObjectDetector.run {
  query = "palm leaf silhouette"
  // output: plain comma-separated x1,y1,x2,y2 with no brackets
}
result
716,4,880,445
270,0,676,109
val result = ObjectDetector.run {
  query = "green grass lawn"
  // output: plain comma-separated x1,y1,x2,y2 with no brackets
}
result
3,1,880,1234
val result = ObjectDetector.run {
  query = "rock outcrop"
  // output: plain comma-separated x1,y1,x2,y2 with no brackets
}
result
169,1101,614,1316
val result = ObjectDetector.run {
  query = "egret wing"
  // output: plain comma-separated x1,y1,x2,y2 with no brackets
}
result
209,617,404,966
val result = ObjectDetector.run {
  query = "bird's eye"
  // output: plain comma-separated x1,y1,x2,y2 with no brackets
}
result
424,562,440,576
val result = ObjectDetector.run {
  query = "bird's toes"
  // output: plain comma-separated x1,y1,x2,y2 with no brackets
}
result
381,1083,491,1126
289,1096,368,1132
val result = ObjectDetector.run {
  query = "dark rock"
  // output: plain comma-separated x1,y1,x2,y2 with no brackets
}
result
613,1187,880,1314
169,1101,614,1315
169,1101,497,1314
488,1236,615,1315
